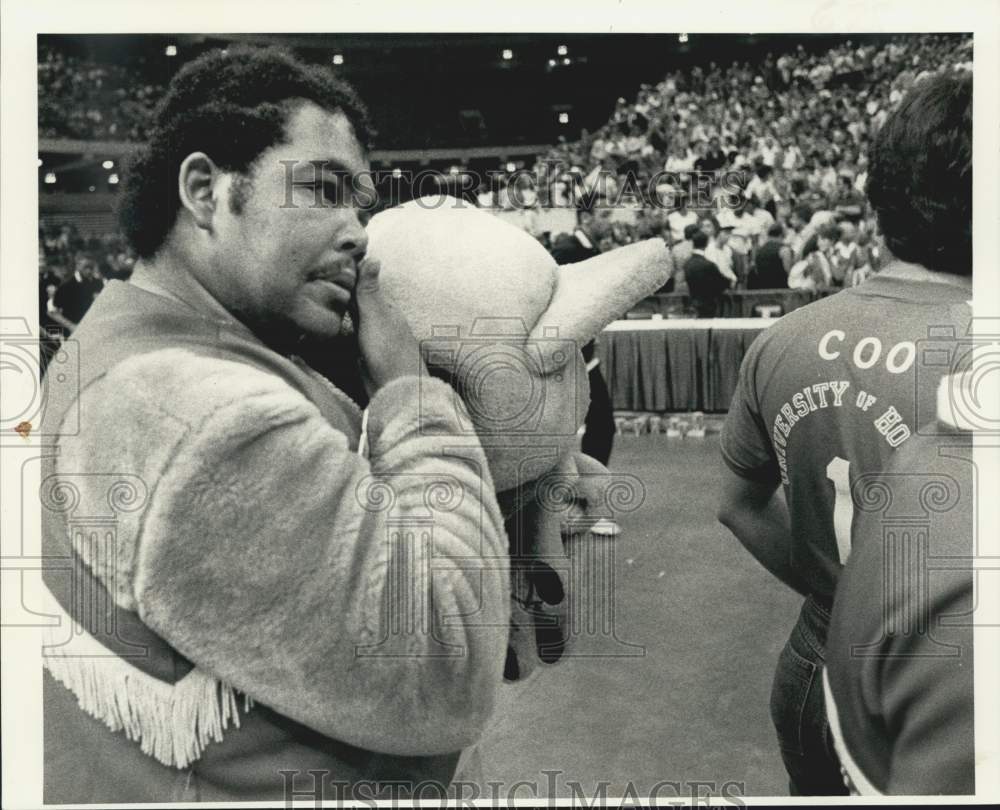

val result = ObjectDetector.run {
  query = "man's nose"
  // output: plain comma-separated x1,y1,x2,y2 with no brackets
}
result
335,216,369,260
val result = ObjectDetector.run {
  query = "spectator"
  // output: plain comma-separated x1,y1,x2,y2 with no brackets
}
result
803,224,844,287
684,230,731,317
745,194,777,247
476,181,495,208
746,165,781,216
749,224,792,289
785,204,813,259
758,135,780,168
51,255,103,331
716,196,755,279
828,222,864,284
666,193,699,245
704,221,738,287
698,135,728,172
666,221,702,292
787,240,832,290
781,140,804,171
846,231,877,286
832,173,866,222
550,210,616,467
38,259,67,373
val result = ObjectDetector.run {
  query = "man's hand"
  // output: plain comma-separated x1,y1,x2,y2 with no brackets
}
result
48,310,77,333
351,257,427,394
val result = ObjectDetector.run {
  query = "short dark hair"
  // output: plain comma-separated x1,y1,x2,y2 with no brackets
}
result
866,72,972,275
691,230,709,249
117,46,374,259
698,214,720,232
792,204,812,223
683,223,701,241
819,224,840,242
768,223,784,238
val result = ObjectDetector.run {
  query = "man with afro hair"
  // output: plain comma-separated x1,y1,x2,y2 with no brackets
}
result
40,46,511,802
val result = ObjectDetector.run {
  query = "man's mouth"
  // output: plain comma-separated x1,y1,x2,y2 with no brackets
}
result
306,266,356,310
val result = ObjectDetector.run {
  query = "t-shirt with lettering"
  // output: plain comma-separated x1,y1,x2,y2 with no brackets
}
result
720,274,971,601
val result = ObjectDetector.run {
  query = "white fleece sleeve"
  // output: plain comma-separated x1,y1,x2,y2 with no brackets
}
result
129,364,510,757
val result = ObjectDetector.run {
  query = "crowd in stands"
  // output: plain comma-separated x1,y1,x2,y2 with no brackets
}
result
521,33,971,218
37,32,974,340
38,44,161,142
482,32,972,314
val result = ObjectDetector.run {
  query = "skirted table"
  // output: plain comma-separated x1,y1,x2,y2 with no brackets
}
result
595,318,773,413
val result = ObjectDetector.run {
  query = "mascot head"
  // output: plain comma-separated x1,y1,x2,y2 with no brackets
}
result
366,196,671,494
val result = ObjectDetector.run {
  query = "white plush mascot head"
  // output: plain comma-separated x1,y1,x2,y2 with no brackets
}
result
366,196,671,494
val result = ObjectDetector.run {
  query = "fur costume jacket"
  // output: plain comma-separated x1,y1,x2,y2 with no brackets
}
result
39,279,510,802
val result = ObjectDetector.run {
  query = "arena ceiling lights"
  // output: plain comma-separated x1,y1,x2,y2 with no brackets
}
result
546,45,578,72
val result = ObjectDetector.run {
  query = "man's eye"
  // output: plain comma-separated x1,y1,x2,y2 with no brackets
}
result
318,181,342,205
295,180,342,207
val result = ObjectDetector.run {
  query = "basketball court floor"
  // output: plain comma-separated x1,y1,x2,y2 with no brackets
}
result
476,435,802,798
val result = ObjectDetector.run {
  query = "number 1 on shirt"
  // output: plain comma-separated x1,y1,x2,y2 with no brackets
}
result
826,456,853,566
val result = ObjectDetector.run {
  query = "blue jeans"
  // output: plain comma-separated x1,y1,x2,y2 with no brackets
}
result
769,596,848,796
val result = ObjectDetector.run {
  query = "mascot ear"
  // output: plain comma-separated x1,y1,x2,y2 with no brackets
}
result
529,239,672,375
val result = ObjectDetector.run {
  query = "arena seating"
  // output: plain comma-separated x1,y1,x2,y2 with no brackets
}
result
37,33,973,406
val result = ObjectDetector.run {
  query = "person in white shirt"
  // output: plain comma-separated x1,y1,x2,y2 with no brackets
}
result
779,139,798,170
668,222,701,294
794,202,838,260
744,196,776,247
704,221,739,287
716,201,753,260
758,136,780,168
476,181,495,209
667,195,699,245
853,154,869,195
819,161,839,198
590,137,608,163
829,222,865,284
786,205,812,260
665,147,696,174
746,167,781,213
787,242,832,290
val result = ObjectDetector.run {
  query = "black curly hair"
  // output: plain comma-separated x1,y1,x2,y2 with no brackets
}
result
117,46,375,259
865,71,972,276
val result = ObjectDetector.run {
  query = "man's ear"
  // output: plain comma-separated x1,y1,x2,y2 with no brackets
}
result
177,152,218,231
